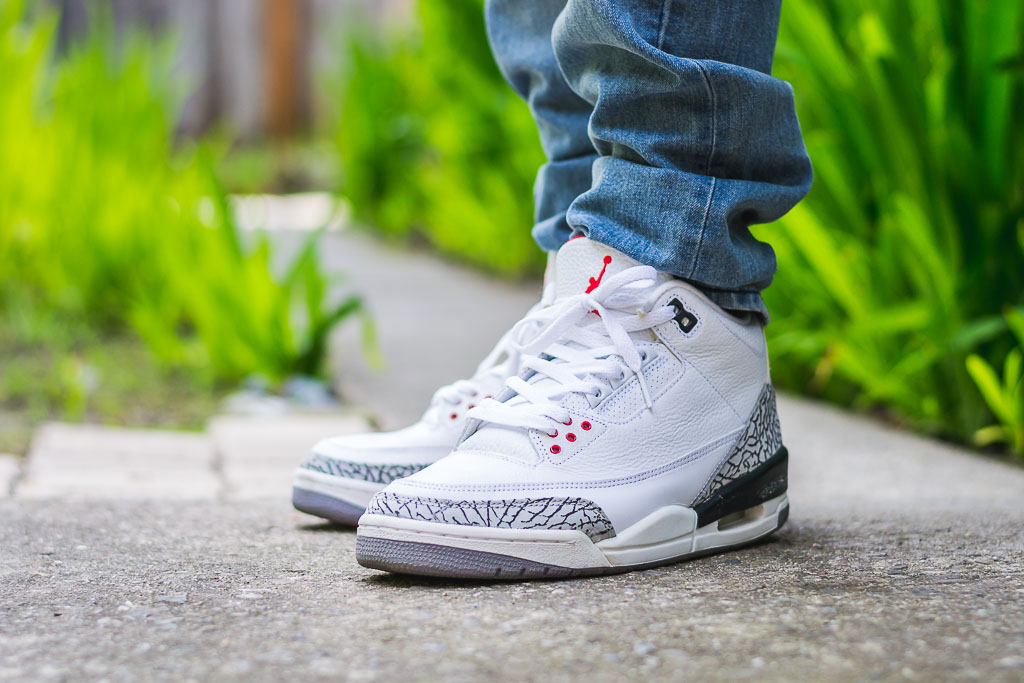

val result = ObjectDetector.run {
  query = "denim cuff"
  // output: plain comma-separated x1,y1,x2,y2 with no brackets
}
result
690,284,769,325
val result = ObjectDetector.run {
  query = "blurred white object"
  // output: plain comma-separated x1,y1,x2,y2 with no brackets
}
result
231,192,349,232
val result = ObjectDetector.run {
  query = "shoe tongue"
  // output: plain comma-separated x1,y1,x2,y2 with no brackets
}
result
554,237,642,301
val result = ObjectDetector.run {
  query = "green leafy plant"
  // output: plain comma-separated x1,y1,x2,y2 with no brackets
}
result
966,308,1024,454
0,0,366,388
333,0,546,277
764,0,1024,449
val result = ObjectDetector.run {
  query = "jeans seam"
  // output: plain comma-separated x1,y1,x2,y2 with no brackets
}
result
656,0,674,50
691,176,716,277
688,59,718,278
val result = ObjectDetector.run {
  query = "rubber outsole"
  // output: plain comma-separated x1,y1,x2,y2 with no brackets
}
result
292,487,364,526
356,502,789,580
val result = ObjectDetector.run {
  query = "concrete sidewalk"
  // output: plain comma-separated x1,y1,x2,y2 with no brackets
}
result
2,231,1023,681
2,394,1022,682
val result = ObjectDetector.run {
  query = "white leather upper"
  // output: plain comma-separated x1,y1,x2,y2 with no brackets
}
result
309,421,462,467
381,238,770,532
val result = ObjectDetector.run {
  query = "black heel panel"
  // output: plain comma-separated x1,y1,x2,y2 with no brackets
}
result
693,447,788,528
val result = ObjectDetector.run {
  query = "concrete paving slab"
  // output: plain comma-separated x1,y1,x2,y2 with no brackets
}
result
15,423,218,501
209,413,370,500
0,453,20,498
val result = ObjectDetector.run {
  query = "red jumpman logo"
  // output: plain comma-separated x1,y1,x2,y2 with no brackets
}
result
586,255,612,293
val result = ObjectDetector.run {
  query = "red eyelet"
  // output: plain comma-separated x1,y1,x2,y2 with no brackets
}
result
450,413,458,420
547,429,558,438
467,404,475,410
550,444,561,454
566,433,577,442
562,417,572,426
581,421,592,430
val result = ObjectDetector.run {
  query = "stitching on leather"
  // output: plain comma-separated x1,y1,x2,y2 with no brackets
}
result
546,412,605,466
678,356,742,421
596,352,668,419
397,429,741,494
595,352,685,426
453,448,543,471
605,361,687,430
692,384,780,505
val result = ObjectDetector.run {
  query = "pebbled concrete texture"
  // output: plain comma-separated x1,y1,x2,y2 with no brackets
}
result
1,496,1022,682
1,395,1023,682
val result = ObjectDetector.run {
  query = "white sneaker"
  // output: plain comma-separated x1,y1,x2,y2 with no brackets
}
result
355,237,788,578
292,268,556,525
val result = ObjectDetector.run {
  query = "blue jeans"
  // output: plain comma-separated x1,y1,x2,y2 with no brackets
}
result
485,0,812,319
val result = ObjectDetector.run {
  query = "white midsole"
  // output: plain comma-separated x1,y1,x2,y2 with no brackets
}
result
358,493,789,569
292,468,383,508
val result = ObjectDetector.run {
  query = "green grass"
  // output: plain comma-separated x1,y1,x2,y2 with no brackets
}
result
0,1,368,443
765,0,1024,452
0,322,226,455
965,308,1024,454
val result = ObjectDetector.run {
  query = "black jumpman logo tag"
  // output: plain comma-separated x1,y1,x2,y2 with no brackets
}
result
669,298,697,333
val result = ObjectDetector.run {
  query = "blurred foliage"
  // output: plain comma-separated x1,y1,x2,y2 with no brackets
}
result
334,0,546,277
0,0,365,439
335,0,1024,455
216,138,339,195
766,0,1024,453
0,322,225,454
966,309,1024,454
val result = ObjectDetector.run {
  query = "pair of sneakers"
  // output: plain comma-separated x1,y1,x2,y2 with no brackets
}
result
293,237,789,579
